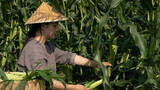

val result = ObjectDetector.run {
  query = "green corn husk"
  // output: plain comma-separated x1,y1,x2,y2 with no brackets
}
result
11,72,26,76
5,74,24,81
89,79,103,89
0,72,27,81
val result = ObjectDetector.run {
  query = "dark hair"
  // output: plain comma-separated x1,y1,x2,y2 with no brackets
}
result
22,23,42,49
22,23,50,50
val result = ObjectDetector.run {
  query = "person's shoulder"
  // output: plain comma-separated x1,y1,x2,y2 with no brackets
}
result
24,39,42,50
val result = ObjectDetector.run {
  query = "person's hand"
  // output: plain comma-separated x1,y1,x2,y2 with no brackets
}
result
97,62,112,69
102,62,112,67
74,84,89,90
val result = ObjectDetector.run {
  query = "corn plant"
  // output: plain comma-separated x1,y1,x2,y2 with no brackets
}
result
0,0,160,89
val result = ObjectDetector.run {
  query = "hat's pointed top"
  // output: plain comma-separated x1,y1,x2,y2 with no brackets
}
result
25,2,67,25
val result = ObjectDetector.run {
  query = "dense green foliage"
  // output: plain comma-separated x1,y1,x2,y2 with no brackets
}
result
0,68,66,90
0,0,160,89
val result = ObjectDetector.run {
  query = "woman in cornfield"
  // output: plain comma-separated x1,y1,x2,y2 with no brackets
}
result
17,2,112,90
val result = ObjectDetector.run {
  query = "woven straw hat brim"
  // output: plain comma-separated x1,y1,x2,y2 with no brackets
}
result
25,18,68,25
25,2,67,25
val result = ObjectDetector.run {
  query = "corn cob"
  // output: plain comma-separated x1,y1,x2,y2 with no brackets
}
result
89,79,103,89
5,74,24,80
12,72,26,76
0,72,27,81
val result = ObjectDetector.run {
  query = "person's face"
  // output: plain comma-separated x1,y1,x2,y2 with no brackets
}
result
42,22,58,39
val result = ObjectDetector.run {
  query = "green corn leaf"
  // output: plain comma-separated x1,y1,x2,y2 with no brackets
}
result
118,24,130,31
129,24,148,59
38,79,45,90
80,3,83,31
66,0,76,9
140,0,156,11
36,70,51,82
50,81,54,90
99,12,109,32
1,52,7,68
145,79,158,86
9,80,13,90
18,26,23,53
149,37,156,56
2,37,9,68
110,0,123,9
93,50,113,89
57,78,66,90
89,0,95,6
146,66,154,79
118,5,126,23
23,7,27,22
24,71,30,80
62,0,70,41
114,80,131,87
12,27,18,40
15,80,26,90
92,6,113,89
0,68,8,80
84,80,95,88
45,70,62,79
1,80,10,90
156,74,160,78
111,36,118,63
62,65,72,82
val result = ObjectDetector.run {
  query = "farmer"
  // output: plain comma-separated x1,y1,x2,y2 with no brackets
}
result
17,2,112,90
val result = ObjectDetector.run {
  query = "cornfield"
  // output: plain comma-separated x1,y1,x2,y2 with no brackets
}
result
0,0,160,89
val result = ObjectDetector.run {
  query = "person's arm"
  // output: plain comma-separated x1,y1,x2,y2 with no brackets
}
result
53,80,89,90
74,55,112,68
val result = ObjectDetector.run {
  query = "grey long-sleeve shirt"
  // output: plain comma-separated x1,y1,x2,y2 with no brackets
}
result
17,39,76,72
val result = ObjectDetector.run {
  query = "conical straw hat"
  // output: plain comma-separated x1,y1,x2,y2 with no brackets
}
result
25,2,68,25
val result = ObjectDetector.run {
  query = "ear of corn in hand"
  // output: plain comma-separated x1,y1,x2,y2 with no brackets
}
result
89,79,103,89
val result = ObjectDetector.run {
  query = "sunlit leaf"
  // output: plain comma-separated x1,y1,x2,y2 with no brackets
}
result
129,24,148,58
36,70,51,82
114,80,131,87
110,0,123,9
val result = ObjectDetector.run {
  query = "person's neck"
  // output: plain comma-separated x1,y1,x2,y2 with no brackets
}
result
34,35,47,45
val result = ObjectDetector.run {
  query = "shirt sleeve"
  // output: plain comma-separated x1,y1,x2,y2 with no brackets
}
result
53,46,76,65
